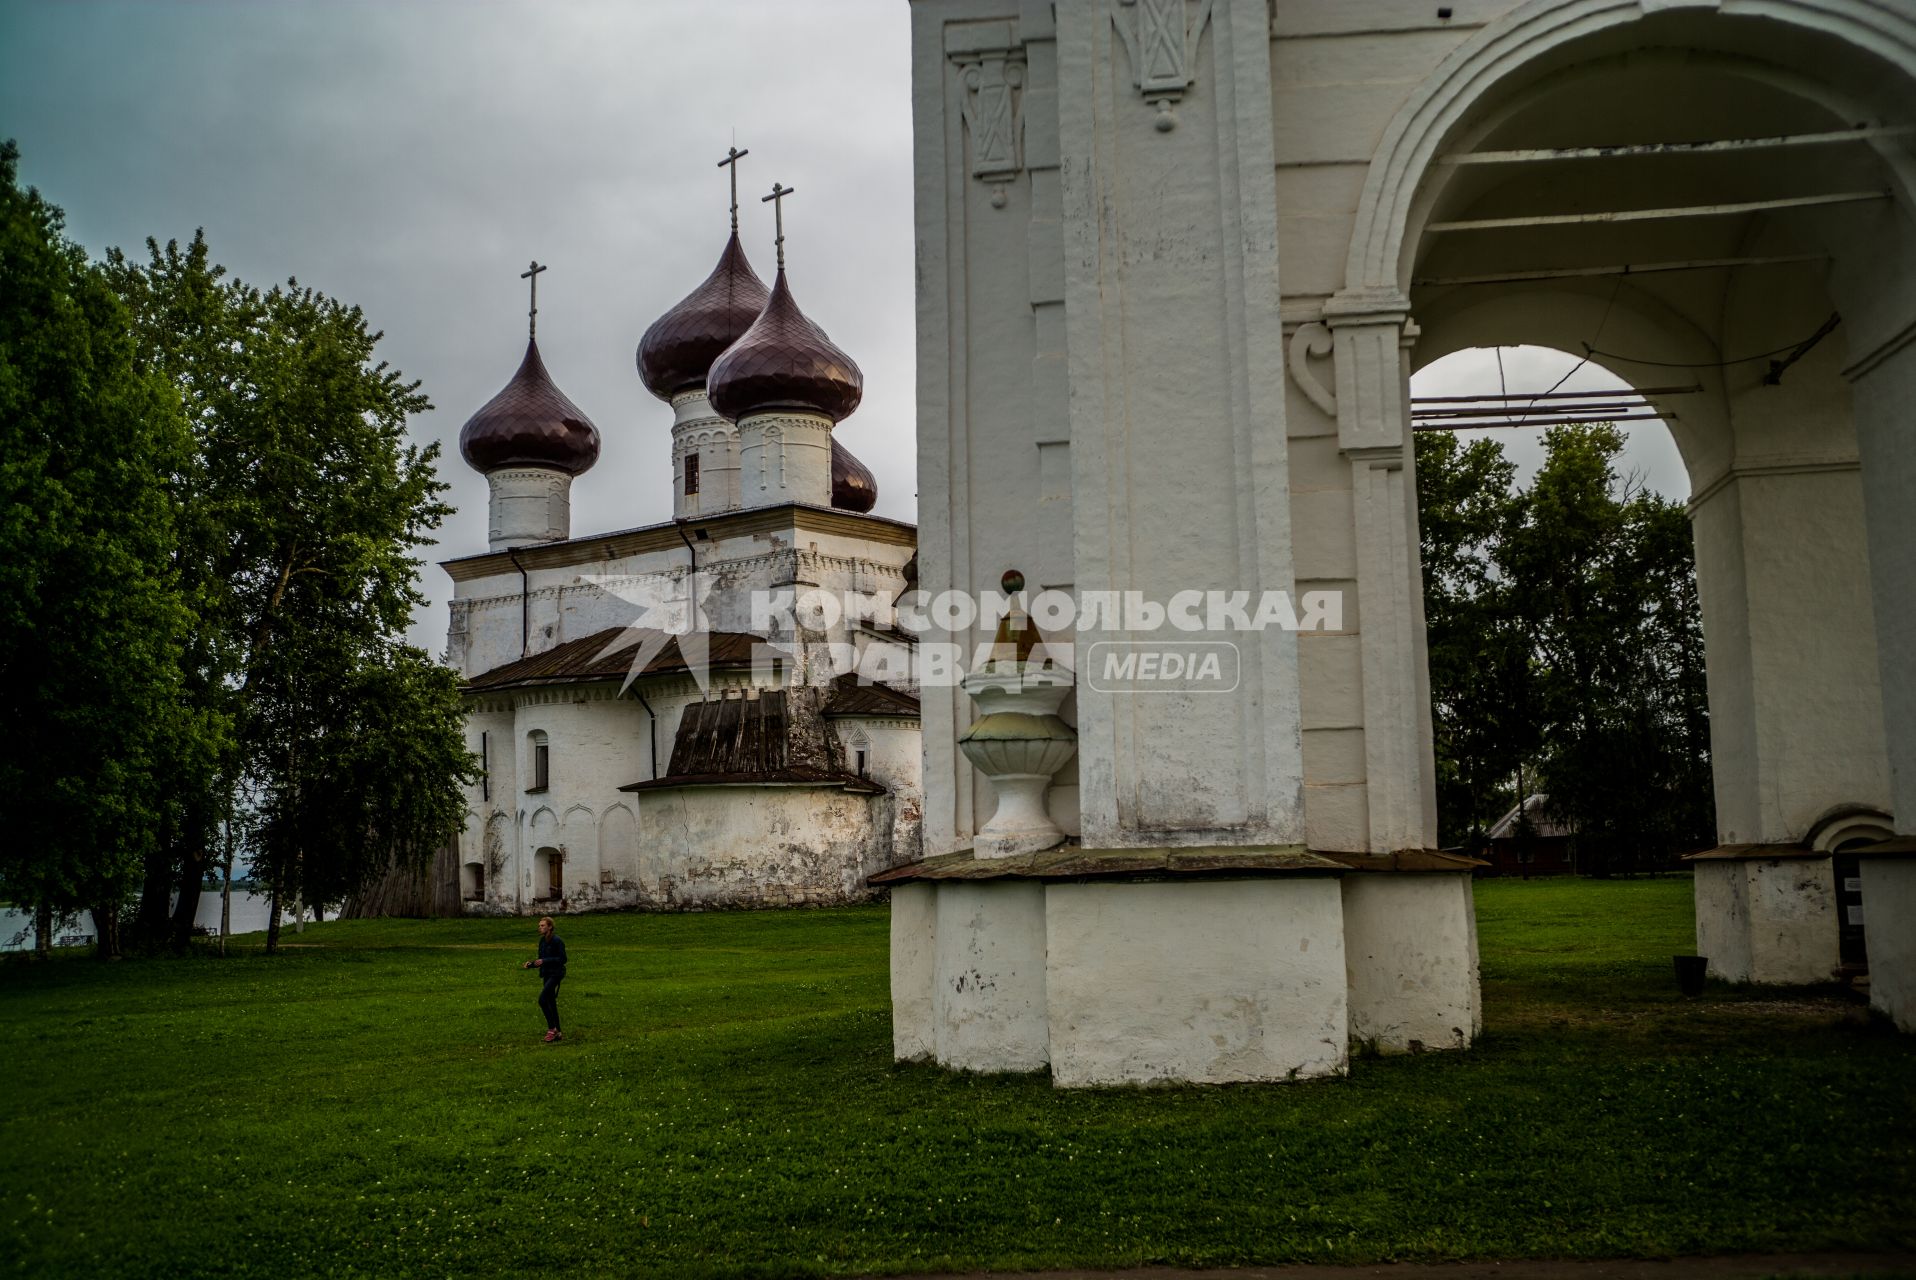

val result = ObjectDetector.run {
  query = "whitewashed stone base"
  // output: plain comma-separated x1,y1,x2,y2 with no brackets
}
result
1859,857,1916,1031
890,867,1486,1086
1694,856,1840,985
931,882,1050,1072
1046,880,1348,1086
1341,873,1481,1053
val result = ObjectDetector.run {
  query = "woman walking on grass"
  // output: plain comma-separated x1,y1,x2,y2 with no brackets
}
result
522,916,567,1042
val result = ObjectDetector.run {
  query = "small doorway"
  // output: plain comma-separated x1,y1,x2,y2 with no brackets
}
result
534,847,564,902
1832,845,1869,974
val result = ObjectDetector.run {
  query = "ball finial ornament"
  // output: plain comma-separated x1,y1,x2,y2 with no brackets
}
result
1001,569,1026,595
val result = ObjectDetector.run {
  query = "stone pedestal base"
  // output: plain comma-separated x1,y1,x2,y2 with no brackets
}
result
1691,848,1839,984
882,847,1481,1086
1342,872,1482,1053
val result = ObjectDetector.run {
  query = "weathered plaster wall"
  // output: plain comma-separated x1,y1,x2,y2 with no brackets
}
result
455,675,919,915
1694,862,1754,983
931,881,1050,1072
890,883,940,1060
634,784,888,908
1697,858,1840,985
1341,873,1479,1053
1045,879,1349,1086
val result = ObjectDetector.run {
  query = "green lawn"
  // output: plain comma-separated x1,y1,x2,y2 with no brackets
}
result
2,877,1911,1279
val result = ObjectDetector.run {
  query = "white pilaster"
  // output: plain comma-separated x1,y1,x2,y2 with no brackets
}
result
1325,290,1437,852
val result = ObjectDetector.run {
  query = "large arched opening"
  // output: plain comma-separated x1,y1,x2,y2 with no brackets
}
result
1338,0,1916,986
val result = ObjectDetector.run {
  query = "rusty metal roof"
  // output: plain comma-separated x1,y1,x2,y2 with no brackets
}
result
462,628,765,692
620,684,881,794
621,769,884,794
823,675,919,718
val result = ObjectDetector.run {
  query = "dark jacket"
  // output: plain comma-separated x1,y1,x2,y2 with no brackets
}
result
536,933,567,980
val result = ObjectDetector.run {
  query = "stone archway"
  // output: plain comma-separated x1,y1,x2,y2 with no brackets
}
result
1327,0,1915,1000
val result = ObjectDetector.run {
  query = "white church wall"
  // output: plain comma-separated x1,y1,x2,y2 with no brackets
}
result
635,785,887,907
445,508,916,681
599,804,641,892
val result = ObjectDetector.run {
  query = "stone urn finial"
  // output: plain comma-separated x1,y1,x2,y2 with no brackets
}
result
959,569,1076,859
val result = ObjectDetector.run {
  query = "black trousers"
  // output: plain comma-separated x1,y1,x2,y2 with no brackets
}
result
538,974,563,1030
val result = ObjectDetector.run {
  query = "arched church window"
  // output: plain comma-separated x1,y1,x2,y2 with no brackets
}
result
528,730,550,793
685,451,700,496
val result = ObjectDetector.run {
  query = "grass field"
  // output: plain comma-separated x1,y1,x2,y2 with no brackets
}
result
2,876,1912,1279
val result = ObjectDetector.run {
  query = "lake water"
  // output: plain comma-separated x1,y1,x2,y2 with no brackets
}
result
0,890,311,951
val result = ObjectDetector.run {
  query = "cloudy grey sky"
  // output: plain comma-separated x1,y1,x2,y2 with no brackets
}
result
2,1,1684,653
2,0,917,652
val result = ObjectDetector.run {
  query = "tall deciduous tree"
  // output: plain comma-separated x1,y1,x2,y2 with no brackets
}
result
0,142,204,955
106,234,474,951
1415,423,1713,866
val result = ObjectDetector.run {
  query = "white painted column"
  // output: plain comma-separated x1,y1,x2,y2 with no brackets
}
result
1054,0,1304,848
1325,289,1438,852
1848,331,1916,834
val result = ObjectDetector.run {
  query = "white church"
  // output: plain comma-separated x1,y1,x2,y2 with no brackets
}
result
441,182,923,915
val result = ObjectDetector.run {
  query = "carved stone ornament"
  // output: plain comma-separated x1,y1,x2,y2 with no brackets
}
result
957,52,1026,208
1287,321,1337,417
1111,0,1214,131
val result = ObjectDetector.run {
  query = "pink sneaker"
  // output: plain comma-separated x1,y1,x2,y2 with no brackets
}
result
543,1028,560,1043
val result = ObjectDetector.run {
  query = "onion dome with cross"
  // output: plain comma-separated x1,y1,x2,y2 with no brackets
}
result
459,264,600,477
637,148,772,400
707,182,863,426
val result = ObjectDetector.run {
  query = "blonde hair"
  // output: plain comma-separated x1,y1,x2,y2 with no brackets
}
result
538,916,555,929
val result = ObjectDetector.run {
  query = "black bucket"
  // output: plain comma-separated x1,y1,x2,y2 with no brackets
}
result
1674,954,1709,997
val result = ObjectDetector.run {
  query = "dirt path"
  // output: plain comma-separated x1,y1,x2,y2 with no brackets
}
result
907,1253,1914,1280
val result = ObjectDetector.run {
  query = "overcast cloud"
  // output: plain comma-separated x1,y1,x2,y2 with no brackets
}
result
3,1,1686,656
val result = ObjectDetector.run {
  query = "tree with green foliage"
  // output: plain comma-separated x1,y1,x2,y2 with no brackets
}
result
1416,432,1533,850
0,141,212,957
105,234,475,951
1505,425,1713,872
1415,423,1714,868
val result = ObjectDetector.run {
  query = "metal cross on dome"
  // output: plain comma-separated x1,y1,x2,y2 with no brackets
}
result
763,182,795,270
520,259,547,339
717,145,749,233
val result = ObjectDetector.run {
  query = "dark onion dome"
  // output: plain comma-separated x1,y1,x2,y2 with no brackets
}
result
636,232,770,400
830,439,878,512
459,339,601,476
706,270,863,425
